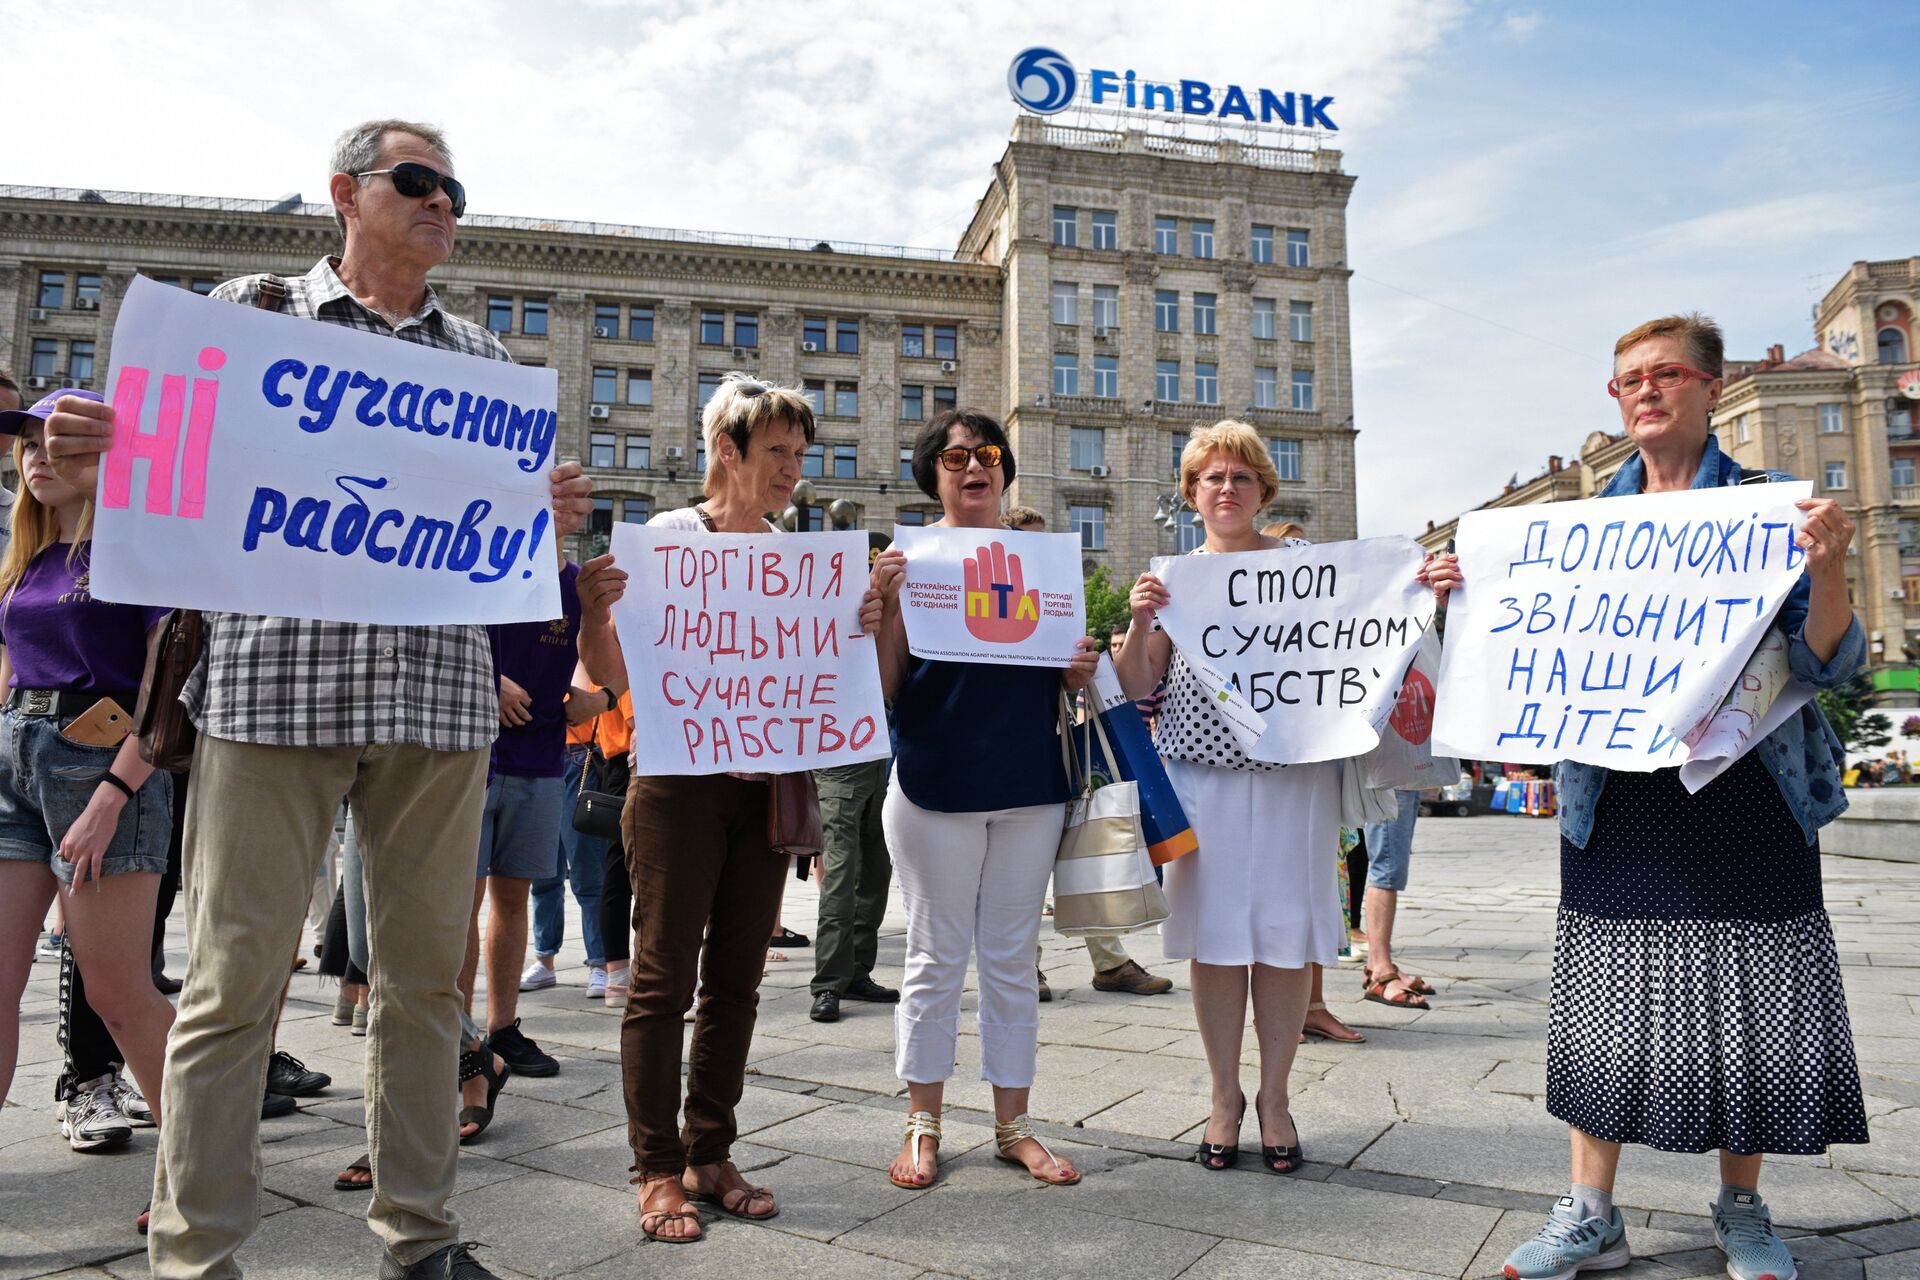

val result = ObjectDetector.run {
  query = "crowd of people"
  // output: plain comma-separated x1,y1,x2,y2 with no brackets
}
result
0,118,1874,1280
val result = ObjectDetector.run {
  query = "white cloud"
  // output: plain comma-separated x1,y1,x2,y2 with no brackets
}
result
1502,10,1542,40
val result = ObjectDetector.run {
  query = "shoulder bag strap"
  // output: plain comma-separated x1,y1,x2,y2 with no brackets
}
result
254,275,289,312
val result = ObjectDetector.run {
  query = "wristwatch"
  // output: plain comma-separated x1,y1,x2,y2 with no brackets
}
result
603,687,618,714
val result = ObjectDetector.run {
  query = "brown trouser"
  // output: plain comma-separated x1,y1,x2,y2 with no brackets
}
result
620,773,786,1176
149,736,487,1278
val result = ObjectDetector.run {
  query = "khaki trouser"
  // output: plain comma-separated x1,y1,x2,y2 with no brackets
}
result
1039,935,1129,973
149,736,487,1278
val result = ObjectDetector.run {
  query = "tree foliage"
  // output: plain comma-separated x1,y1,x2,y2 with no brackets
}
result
1083,566,1132,649
1816,674,1876,751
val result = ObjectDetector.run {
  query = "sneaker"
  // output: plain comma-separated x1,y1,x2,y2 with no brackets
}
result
604,967,629,1008
585,966,607,999
1502,1196,1630,1280
352,1002,369,1036
266,1050,332,1097
37,931,64,959
1092,960,1175,995
1712,1189,1798,1280
59,1074,133,1152
261,1091,298,1120
845,976,900,1003
112,1071,156,1127
488,1018,559,1077
1037,969,1053,1003
332,993,356,1025
379,1241,500,1279
519,959,557,992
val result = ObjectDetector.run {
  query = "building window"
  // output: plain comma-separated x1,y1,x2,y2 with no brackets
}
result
733,312,758,348
1818,403,1844,433
698,372,723,408
1052,206,1078,247
897,509,928,527
803,316,828,351
1072,504,1106,550
626,370,653,407
901,324,925,358
69,341,96,384
833,383,859,417
1176,508,1204,553
1824,461,1848,490
1735,413,1751,443
696,446,707,473
1253,367,1278,409
900,446,915,481
591,367,617,404
589,498,614,539
629,305,654,342
1881,328,1910,365
1053,354,1079,396
1052,283,1078,326
1092,286,1119,331
589,431,616,469
1270,438,1303,482
1154,217,1178,255
1286,229,1310,268
593,303,620,338
1890,399,1917,437
932,385,957,414
74,274,101,307
1191,219,1215,260
1194,363,1219,405
1156,360,1180,402
901,384,924,420
1070,427,1106,471
1252,298,1276,341
622,498,651,524
29,338,56,378
1091,209,1118,250
802,444,826,478
486,295,513,334
625,436,651,469
1193,293,1217,336
700,310,725,345
521,299,548,336
1892,457,1916,487
835,320,860,355
932,325,958,360
1171,433,1186,478
190,279,217,295
1291,369,1315,411
833,444,858,479
1290,301,1314,343
1154,290,1179,333
36,272,64,309
802,380,826,416
1093,355,1118,398
1251,225,1275,265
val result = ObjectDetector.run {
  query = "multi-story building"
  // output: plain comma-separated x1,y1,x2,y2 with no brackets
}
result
1419,255,1920,700
0,114,1358,573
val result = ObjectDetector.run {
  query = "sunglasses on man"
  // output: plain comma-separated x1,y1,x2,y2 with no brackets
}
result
355,161,467,219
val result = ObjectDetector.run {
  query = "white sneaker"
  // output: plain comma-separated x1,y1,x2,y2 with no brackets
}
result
585,966,608,999
59,1074,134,1152
519,959,558,992
112,1070,155,1127
37,931,64,959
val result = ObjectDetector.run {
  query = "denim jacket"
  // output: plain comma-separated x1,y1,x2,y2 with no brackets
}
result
1555,435,1866,849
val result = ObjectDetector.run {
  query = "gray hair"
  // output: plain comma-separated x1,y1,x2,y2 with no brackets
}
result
328,119,453,234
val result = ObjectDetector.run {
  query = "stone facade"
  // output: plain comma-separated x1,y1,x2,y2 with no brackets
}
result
0,115,1357,579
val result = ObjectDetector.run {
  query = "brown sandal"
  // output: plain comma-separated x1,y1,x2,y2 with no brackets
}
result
636,1174,704,1243
1364,966,1433,996
683,1160,779,1221
1362,967,1430,1010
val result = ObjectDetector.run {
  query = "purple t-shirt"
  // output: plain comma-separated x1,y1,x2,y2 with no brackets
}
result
487,561,581,779
0,543,170,693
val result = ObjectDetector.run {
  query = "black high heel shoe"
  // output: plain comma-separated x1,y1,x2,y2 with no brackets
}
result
1254,1091,1302,1174
1195,1093,1246,1170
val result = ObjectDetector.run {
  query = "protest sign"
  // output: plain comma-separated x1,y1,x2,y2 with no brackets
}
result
1150,537,1435,764
90,275,560,624
1431,482,1813,771
893,526,1084,666
611,524,890,776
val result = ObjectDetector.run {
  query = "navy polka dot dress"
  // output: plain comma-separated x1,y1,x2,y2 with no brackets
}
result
1547,749,1869,1155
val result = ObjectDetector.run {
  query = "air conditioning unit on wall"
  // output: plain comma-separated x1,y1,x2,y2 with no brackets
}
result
1090,464,1111,478
663,445,686,461
594,326,612,338
939,360,957,373
75,298,98,311
802,341,820,353
588,404,611,419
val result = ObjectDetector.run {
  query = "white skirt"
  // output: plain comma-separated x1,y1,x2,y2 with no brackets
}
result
1160,758,1343,969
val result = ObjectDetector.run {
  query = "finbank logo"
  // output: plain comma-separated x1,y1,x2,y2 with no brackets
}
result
1006,46,1338,131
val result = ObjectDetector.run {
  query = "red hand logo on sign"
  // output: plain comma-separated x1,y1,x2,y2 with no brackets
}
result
1389,667,1435,745
962,541,1041,644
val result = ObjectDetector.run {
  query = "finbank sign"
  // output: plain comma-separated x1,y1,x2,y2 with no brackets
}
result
1007,46,1338,132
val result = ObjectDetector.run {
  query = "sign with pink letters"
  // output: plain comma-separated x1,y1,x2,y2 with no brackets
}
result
89,275,560,624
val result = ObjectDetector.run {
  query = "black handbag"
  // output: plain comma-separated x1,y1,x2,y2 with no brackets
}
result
571,748,626,840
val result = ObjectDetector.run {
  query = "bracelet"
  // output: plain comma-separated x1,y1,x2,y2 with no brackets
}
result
97,771,137,802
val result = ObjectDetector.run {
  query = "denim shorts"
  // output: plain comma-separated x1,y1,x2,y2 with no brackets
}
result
1362,788,1420,892
475,772,564,880
0,709,172,884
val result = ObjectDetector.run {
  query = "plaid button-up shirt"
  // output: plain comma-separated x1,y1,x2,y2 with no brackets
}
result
182,257,512,751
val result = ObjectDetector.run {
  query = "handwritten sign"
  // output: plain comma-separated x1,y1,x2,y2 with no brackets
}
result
1431,483,1812,770
90,275,559,624
611,524,890,775
1151,537,1435,764
893,526,1084,667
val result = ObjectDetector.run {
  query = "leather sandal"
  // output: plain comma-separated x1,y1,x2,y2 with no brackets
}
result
1301,1001,1367,1043
1363,965,1433,996
1362,966,1430,1010
1196,1093,1245,1170
635,1173,703,1243
890,1110,942,1189
682,1160,778,1221
333,1151,373,1191
457,1041,509,1144
994,1114,1080,1186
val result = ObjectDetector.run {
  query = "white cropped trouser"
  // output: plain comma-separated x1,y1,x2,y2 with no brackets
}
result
883,787,1064,1088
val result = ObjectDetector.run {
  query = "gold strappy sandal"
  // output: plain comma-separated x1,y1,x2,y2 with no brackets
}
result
889,1110,942,1190
994,1113,1081,1186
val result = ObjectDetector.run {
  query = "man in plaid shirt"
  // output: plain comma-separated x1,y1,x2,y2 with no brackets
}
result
45,119,592,1280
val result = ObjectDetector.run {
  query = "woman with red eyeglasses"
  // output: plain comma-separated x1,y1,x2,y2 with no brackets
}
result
1435,315,1869,1280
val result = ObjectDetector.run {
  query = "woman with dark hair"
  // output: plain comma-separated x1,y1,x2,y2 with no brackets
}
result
864,409,1098,1192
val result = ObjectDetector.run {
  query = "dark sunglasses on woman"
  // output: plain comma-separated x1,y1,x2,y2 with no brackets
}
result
354,162,467,219
938,444,1004,471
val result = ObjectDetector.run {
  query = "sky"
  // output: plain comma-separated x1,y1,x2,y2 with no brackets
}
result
6,0,1917,538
